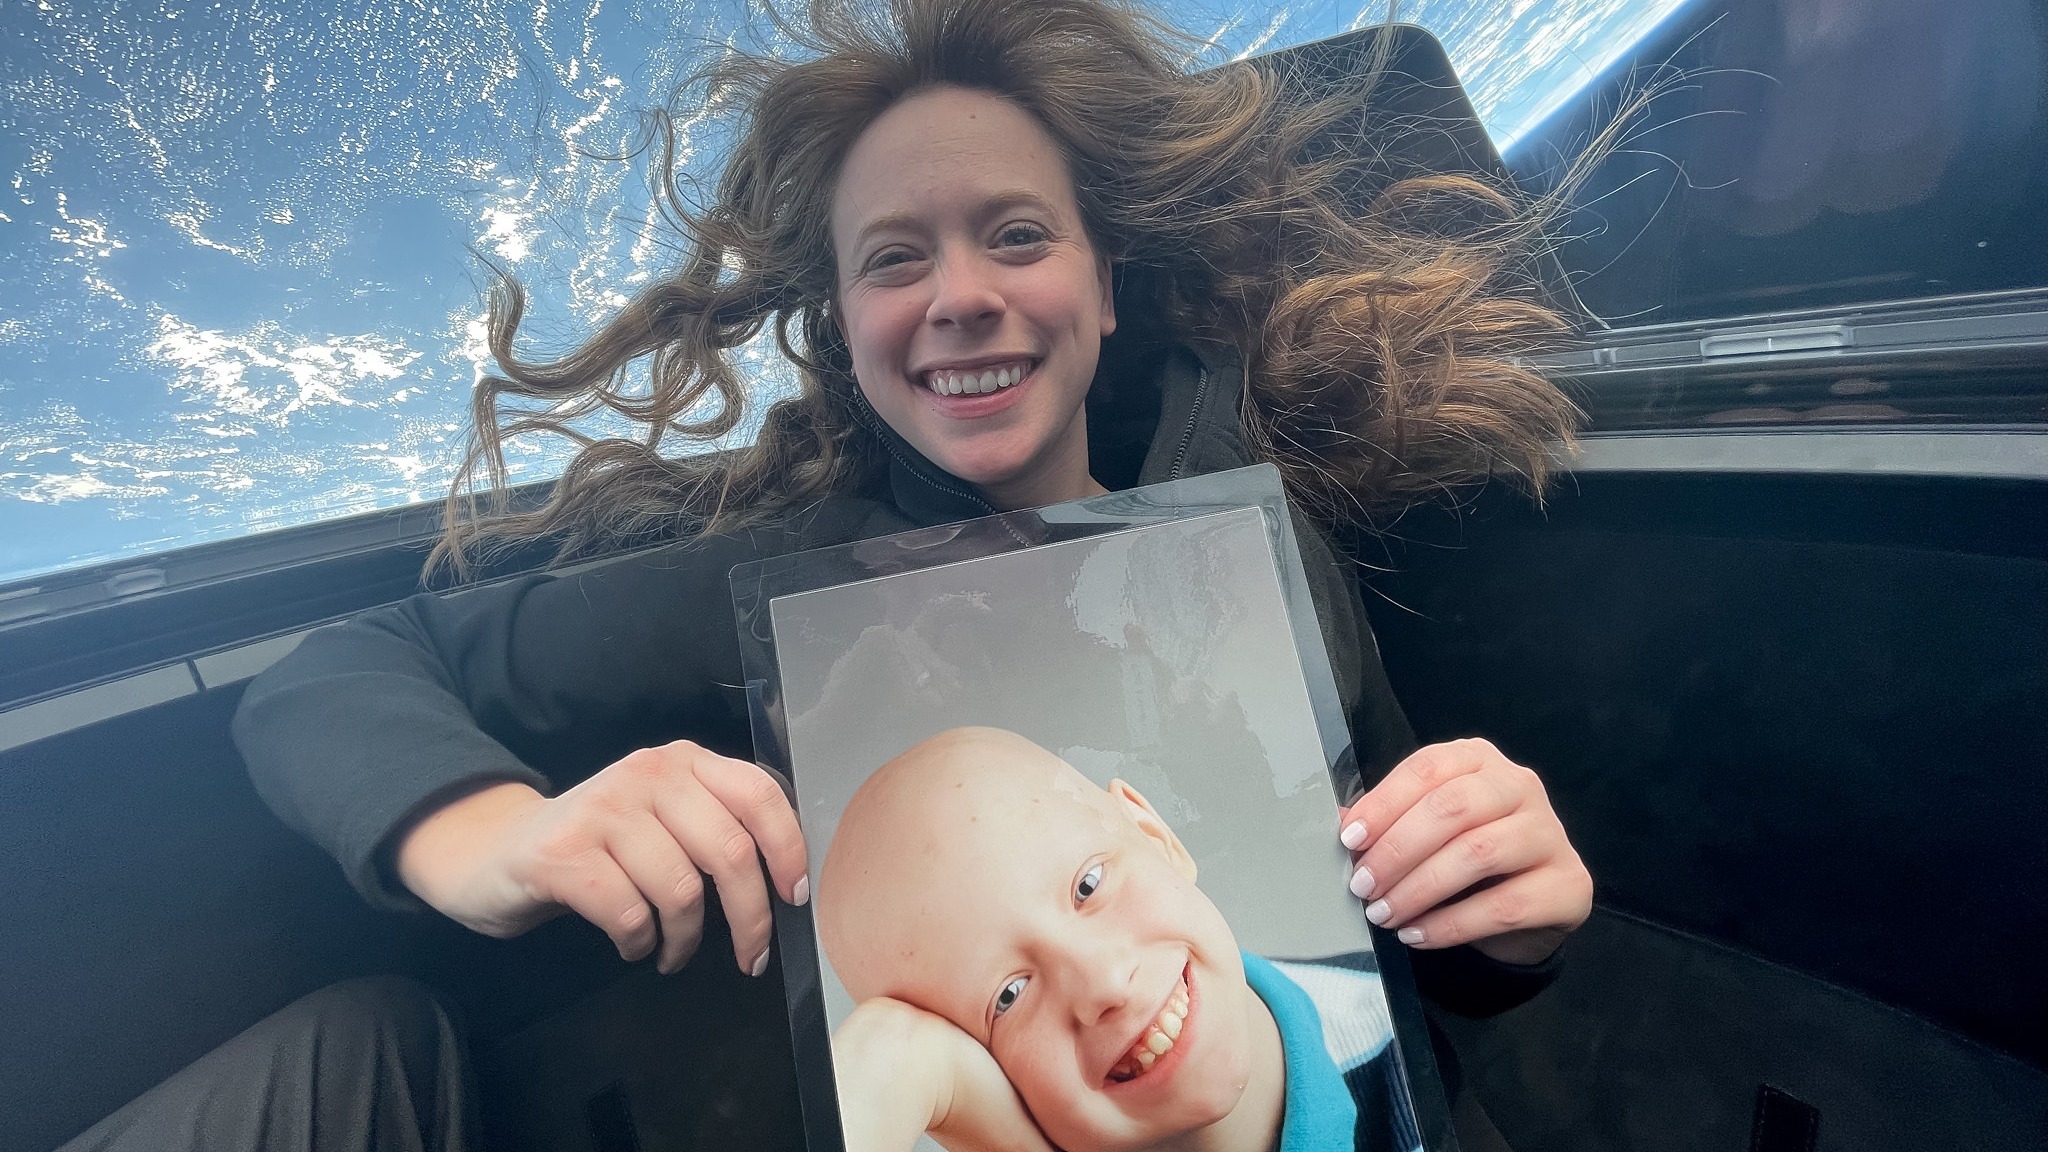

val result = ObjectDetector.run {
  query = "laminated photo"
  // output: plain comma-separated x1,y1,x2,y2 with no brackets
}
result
732,466,1449,1152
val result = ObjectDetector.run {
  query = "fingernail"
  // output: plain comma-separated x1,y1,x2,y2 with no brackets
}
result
1397,927,1426,945
793,875,811,906
750,948,771,978
1340,821,1368,850
1349,864,1376,900
1366,899,1393,926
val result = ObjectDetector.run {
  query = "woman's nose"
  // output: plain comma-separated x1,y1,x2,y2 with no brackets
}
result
925,250,1004,329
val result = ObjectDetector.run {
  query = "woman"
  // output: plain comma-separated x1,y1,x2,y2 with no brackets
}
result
98,1,1595,1149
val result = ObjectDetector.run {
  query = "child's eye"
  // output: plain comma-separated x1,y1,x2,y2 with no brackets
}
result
995,976,1028,1016
1076,862,1103,903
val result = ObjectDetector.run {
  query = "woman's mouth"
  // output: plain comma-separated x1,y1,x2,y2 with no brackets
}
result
921,359,1034,396
1106,965,1193,1085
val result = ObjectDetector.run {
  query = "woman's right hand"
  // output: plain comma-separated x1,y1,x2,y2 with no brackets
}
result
392,740,809,976
832,998,1056,1152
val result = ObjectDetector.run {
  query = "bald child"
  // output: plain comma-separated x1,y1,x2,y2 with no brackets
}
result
816,727,1417,1152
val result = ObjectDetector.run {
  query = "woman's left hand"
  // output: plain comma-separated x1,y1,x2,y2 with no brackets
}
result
1338,738,1590,965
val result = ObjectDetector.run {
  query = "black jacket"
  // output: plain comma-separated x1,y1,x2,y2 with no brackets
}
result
232,342,1555,1015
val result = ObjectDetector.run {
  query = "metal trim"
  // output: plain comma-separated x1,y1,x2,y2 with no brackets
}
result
0,664,200,755
1564,429,2048,479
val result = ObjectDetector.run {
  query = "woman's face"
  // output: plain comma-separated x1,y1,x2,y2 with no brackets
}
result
830,85,1116,511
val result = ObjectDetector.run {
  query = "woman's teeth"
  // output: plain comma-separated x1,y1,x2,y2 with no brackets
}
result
925,362,1027,396
1108,975,1191,1083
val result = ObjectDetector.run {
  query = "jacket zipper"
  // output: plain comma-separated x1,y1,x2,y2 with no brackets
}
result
851,389,1000,519
878,437,997,518
1166,366,1210,481
872,429,1034,547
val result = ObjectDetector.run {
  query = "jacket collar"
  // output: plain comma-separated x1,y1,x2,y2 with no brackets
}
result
853,343,1249,529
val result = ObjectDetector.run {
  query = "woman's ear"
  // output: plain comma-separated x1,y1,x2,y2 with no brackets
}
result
1108,779,1194,881
1096,255,1117,336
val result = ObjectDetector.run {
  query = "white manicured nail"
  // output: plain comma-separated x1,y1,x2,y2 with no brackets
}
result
1349,865,1376,900
1340,821,1368,850
793,875,810,906
1398,927,1426,945
750,949,771,978
1366,900,1393,926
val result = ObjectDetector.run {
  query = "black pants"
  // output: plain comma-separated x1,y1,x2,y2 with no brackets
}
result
58,977,473,1152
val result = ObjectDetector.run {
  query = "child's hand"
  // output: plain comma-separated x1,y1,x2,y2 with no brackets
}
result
832,998,1058,1152
1337,738,1591,965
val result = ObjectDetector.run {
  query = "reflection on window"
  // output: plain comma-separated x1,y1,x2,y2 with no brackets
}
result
0,0,1689,584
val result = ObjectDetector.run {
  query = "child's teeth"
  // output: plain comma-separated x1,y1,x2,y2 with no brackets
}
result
1115,984,1191,1080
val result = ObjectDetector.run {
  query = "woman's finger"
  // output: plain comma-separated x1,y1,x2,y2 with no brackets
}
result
1349,766,1523,901
1357,811,1554,929
660,780,778,976
1341,739,1496,851
692,748,811,907
539,847,661,963
603,812,708,974
1388,867,1586,952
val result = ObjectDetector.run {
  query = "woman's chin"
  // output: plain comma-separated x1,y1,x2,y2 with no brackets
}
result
898,404,1091,507
927,450,1064,507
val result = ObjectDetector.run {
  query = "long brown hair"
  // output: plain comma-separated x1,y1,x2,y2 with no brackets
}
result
435,0,1600,573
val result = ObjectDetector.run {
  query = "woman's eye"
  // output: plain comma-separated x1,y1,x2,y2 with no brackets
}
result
995,976,1028,1016
1076,862,1103,903
996,222,1049,248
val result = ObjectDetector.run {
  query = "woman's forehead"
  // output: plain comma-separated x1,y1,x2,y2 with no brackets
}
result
830,86,1078,240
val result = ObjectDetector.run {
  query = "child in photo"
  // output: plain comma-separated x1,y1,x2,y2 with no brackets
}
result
817,727,1422,1152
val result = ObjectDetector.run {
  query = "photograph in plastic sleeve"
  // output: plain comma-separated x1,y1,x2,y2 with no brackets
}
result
746,489,1439,1152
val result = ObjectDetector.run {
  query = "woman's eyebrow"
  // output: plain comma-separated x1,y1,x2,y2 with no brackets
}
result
974,189,1064,223
849,210,927,253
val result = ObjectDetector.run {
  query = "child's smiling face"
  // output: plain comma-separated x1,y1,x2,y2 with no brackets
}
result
818,728,1257,1152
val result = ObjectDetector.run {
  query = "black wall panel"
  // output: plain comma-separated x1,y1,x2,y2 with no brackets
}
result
1363,473,2048,1066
